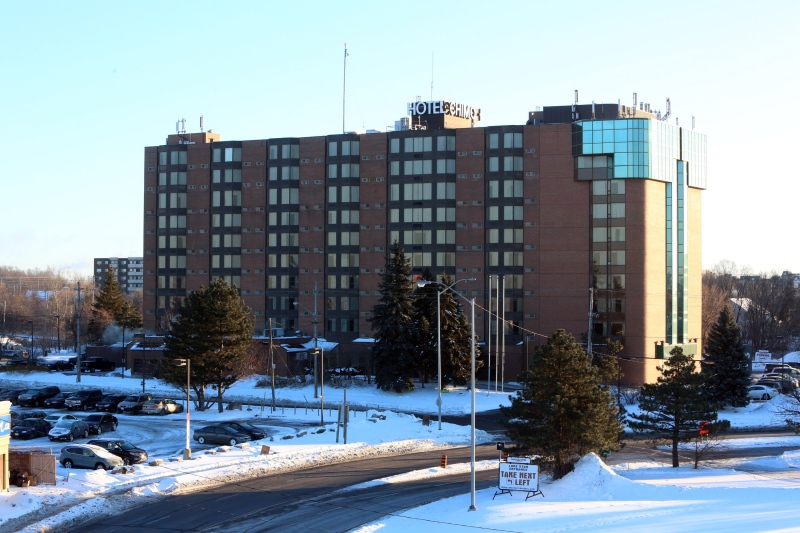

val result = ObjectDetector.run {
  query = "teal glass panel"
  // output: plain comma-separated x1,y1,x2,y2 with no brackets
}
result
614,152,628,165
592,131,602,143
603,130,614,143
603,143,614,153
583,131,593,144
614,129,627,142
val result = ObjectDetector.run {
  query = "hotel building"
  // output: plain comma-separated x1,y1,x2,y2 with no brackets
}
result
142,98,706,385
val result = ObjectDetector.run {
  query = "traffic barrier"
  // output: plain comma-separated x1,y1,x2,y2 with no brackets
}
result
441,455,447,468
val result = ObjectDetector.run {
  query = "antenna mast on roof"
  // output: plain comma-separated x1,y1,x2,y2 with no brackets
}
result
431,52,434,101
342,41,349,134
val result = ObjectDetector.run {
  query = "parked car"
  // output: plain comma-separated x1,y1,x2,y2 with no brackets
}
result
59,444,124,470
65,389,104,411
761,375,798,393
22,410,48,420
219,421,267,441
83,413,118,435
49,419,90,441
11,418,51,439
748,385,776,401
193,425,251,446
47,360,76,372
87,439,148,465
44,392,72,408
9,410,20,428
0,388,27,405
80,357,116,373
44,413,78,426
141,398,184,415
95,394,127,412
17,386,61,407
117,394,153,415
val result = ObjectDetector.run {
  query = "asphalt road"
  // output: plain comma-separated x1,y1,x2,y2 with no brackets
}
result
71,445,502,533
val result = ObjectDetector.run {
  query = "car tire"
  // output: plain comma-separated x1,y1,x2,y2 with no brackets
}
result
68,434,74,442
95,463,106,470
63,459,73,468
96,427,102,435
762,394,770,400
123,458,132,466
229,438,237,446
83,430,89,438
111,423,117,431
198,436,205,444
83,404,90,411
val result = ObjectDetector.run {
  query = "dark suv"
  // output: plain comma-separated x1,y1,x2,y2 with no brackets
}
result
65,389,104,411
87,439,148,465
17,386,61,407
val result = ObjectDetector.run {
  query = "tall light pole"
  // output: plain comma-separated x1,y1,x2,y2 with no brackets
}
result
416,277,474,430
174,358,191,460
54,314,60,352
28,320,33,361
294,282,324,425
75,282,84,383
416,278,478,510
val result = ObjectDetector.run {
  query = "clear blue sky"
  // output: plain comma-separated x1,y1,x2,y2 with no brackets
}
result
2,0,798,278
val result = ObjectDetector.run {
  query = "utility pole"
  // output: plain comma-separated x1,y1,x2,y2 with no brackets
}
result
269,318,275,412
342,42,348,134
588,287,594,359
75,282,84,383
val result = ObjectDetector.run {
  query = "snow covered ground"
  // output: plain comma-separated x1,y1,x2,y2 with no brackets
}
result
3,354,800,533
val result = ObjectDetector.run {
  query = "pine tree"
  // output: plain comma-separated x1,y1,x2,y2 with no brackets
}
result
413,269,438,386
702,305,751,407
628,347,721,467
163,279,255,412
501,329,621,480
87,266,126,343
368,242,419,392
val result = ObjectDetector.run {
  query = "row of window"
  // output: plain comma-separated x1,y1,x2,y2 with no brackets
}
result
270,144,300,160
592,251,626,266
327,164,360,179
389,159,456,176
328,140,360,157
268,233,299,247
487,156,523,172
487,132,523,150
327,210,359,224
390,136,455,154
327,232,360,246
327,253,360,268
159,151,187,166
390,183,456,201
213,147,242,163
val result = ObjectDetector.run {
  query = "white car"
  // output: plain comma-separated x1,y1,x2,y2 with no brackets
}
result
44,413,78,425
748,385,775,401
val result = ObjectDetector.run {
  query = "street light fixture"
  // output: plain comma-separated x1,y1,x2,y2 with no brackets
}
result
173,358,191,460
294,281,324,426
416,277,477,510
416,277,475,430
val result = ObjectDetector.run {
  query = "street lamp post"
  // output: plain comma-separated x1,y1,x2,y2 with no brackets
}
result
54,314,60,352
416,277,477,510
174,358,191,460
294,282,324,426
28,320,33,362
416,277,474,430
777,336,785,368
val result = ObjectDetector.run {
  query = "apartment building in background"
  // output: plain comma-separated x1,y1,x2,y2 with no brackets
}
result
94,257,144,294
142,98,707,386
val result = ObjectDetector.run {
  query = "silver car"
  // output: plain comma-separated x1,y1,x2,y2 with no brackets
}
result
59,444,124,470
49,420,90,441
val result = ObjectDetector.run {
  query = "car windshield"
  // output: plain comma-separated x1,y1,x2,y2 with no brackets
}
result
24,389,39,394
239,423,256,429
55,421,73,428
85,415,101,421
123,396,138,401
18,420,37,427
118,441,136,450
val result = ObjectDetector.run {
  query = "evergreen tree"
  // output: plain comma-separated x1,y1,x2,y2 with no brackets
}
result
116,301,142,341
163,279,255,412
87,266,125,343
702,305,751,407
501,329,621,480
413,269,438,386
368,242,419,392
628,347,721,467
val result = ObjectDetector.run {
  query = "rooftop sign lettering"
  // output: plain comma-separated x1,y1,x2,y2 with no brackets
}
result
407,100,481,122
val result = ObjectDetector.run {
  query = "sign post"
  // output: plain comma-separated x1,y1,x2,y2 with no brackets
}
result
495,457,543,500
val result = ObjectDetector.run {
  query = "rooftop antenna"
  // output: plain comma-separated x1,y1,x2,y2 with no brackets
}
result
660,97,671,122
633,92,637,114
572,89,578,120
200,115,204,133
692,115,696,130
430,52,434,101
342,41,349,134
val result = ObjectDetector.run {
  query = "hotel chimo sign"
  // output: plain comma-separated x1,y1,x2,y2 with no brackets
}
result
407,100,481,122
